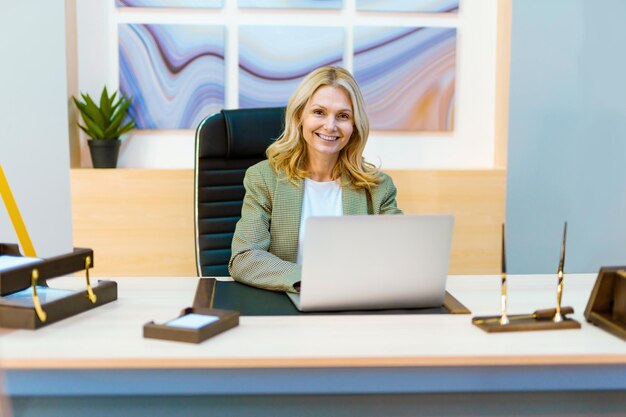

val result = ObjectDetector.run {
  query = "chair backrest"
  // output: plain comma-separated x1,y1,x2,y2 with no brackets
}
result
194,107,285,277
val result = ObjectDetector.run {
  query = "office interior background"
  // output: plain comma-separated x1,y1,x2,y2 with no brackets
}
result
1,1,626,416
2,0,624,278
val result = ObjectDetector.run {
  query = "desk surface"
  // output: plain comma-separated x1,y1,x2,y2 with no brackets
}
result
2,274,626,396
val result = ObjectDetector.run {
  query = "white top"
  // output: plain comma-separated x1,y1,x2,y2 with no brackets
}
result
297,178,343,264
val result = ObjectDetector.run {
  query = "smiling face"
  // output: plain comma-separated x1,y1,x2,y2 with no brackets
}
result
301,85,354,168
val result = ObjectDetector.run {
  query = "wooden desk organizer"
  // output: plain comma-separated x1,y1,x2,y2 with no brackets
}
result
472,307,580,333
585,266,626,341
143,278,239,344
0,243,117,329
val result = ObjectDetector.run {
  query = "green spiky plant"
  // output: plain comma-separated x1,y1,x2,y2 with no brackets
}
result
72,87,135,140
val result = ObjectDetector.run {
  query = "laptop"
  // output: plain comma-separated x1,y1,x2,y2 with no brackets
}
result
286,214,454,312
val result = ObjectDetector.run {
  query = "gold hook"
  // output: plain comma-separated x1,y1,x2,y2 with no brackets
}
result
84,256,97,303
31,269,47,322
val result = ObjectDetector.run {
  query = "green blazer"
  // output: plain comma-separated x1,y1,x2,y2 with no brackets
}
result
229,160,403,293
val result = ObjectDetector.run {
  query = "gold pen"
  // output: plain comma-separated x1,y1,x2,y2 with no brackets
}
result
500,224,509,325
553,222,567,323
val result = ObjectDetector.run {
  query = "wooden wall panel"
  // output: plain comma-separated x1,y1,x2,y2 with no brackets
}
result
71,169,506,277
388,170,506,275
71,169,196,277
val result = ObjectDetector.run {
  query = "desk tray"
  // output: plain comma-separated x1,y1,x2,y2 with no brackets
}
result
0,280,117,329
0,243,117,329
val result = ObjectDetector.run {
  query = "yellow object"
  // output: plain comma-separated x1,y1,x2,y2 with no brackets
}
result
31,269,47,322
84,256,97,303
0,164,37,257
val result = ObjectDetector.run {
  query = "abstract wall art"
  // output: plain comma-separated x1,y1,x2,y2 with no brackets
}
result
239,26,344,108
353,26,456,131
356,0,459,13
238,0,341,9
119,24,225,129
116,0,223,8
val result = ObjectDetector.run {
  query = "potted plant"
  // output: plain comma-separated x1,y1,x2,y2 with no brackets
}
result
73,87,135,168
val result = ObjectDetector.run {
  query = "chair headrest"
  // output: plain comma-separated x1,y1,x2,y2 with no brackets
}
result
223,107,285,158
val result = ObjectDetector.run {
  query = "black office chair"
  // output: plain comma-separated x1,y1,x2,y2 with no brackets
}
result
194,107,285,277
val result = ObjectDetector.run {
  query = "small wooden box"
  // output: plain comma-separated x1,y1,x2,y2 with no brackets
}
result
584,266,626,341
143,278,239,344
143,307,239,344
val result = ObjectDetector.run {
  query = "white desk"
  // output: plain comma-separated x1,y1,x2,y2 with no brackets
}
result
2,274,626,416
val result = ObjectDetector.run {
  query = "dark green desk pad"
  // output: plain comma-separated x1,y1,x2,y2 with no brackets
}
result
211,281,470,316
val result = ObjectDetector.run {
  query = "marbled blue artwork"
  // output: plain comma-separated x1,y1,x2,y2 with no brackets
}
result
354,27,457,131
238,0,341,9
356,0,459,13
119,24,225,129
239,26,344,108
116,0,223,8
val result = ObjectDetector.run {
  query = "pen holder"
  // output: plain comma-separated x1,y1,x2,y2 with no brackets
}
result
473,223,580,333
472,306,580,333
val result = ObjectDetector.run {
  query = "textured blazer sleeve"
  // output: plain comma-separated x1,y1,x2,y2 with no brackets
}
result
377,173,403,215
228,164,301,293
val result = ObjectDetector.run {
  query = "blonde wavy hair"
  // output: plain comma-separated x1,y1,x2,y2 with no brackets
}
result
266,66,381,190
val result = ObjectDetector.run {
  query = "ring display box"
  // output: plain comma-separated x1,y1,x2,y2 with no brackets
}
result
0,243,117,329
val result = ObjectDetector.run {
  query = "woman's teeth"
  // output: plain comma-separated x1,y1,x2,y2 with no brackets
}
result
317,133,339,142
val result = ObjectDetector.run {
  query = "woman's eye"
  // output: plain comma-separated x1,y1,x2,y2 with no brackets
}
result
313,109,324,116
338,113,350,120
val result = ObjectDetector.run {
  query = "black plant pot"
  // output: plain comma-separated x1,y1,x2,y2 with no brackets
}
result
88,139,121,168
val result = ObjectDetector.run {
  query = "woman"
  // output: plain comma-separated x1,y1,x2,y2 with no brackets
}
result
229,66,402,293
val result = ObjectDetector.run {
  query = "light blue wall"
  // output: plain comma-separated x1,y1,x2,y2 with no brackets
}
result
507,0,626,273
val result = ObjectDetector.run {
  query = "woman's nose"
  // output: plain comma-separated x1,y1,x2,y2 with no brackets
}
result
324,117,337,130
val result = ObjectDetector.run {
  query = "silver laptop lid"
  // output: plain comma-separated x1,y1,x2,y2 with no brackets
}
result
298,214,454,312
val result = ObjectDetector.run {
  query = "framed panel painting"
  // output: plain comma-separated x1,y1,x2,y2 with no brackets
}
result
356,0,459,13
119,24,225,129
238,0,341,9
353,26,456,131
239,26,344,108
116,0,223,8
